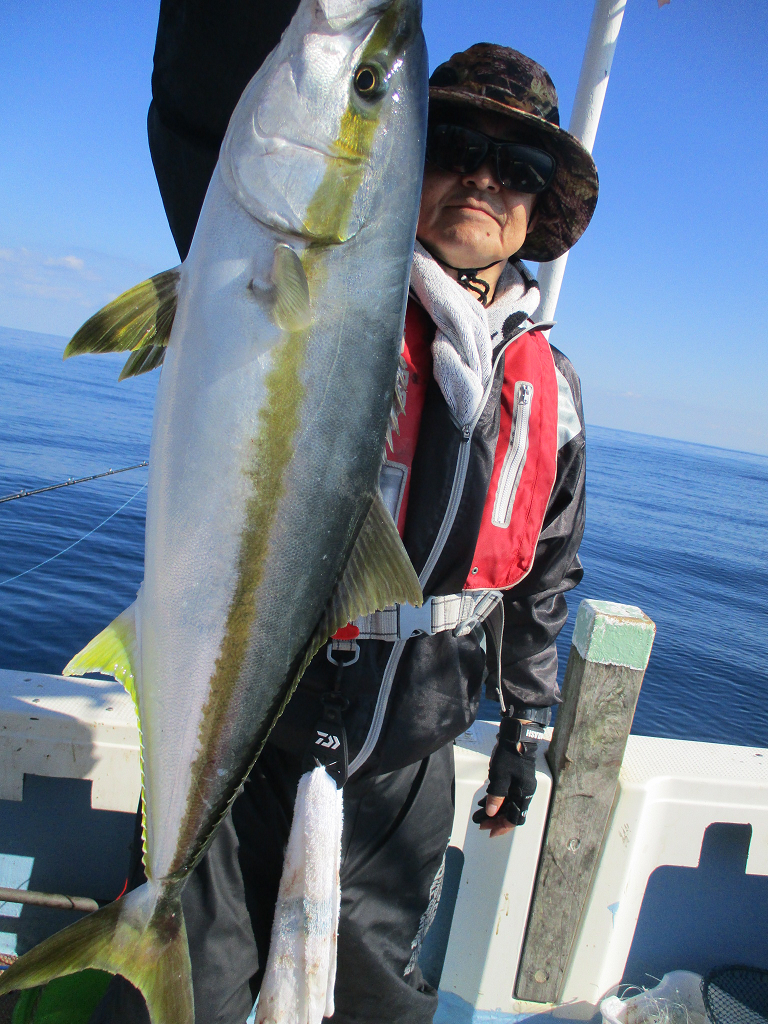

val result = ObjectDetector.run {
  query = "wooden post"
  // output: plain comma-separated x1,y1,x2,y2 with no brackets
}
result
515,599,656,1004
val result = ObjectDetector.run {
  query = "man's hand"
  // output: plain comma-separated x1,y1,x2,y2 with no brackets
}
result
478,795,517,838
472,716,539,838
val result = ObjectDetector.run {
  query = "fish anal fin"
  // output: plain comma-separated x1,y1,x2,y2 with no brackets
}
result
0,883,193,1024
64,267,181,375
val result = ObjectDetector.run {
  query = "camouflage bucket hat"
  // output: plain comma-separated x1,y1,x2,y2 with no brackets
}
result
428,44,599,263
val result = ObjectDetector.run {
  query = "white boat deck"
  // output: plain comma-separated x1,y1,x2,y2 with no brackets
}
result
2,668,768,1022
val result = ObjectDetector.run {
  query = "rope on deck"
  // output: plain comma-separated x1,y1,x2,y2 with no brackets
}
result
0,886,98,914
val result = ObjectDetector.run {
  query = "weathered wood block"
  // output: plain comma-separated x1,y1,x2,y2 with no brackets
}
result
515,599,655,1004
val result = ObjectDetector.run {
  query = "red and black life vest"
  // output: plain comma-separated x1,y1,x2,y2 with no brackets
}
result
388,299,559,592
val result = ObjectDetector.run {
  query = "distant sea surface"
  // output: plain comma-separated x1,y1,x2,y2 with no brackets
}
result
1,325,767,748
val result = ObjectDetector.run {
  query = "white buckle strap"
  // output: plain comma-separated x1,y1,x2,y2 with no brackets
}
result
353,590,503,641
399,598,435,639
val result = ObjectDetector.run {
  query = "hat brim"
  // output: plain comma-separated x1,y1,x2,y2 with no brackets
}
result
429,87,599,263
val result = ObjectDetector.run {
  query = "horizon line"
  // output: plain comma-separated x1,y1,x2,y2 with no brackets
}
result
1,322,766,462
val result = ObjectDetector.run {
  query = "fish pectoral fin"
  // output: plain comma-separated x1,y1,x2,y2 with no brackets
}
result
63,601,140,714
0,882,193,1024
64,266,181,380
319,491,423,644
269,244,311,332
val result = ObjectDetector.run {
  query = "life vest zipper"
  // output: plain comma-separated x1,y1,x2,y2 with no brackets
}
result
491,381,533,529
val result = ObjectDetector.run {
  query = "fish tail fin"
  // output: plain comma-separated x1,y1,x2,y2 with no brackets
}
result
0,882,192,1024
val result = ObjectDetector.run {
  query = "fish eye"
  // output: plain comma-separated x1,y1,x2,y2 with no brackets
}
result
354,63,384,99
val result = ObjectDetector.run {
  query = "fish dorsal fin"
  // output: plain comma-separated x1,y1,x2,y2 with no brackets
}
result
62,601,140,719
63,266,181,380
325,490,423,633
296,492,422,681
271,244,311,332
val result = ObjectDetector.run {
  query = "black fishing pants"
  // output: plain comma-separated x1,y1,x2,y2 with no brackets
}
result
89,741,454,1024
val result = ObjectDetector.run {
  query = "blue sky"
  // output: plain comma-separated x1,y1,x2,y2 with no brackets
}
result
1,1,766,453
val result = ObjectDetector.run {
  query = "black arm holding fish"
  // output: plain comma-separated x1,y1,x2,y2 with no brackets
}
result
149,0,301,259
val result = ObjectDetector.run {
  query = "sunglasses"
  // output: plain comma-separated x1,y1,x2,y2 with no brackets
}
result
426,123,556,195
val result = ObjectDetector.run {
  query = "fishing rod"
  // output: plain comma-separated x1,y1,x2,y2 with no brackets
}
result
0,461,149,504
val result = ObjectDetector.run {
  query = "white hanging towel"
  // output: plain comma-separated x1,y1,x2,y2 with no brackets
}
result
257,766,344,1024
409,241,540,428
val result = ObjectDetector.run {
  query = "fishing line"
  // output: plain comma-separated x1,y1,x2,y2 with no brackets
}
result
0,481,147,587
0,461,149,504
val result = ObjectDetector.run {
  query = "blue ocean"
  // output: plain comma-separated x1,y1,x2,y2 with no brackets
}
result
1,324,767,748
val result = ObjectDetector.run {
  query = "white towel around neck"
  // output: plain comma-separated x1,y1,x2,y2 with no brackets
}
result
409,241,541,428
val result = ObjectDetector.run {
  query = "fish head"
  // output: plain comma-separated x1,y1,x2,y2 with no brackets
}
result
220,0,427,244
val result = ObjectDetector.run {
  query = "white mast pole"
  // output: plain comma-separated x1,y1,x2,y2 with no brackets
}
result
535,0,628,324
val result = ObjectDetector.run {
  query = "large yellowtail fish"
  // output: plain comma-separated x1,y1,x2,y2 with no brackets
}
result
0,0,427,1018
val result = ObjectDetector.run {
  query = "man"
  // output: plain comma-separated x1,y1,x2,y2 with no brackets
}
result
93,37,596,1024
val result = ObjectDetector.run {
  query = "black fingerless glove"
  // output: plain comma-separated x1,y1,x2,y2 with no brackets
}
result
472,716,539,827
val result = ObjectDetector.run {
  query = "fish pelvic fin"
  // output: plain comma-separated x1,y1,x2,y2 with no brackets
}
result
302,491,422,675
63,266,181,381
0,883,193,1024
